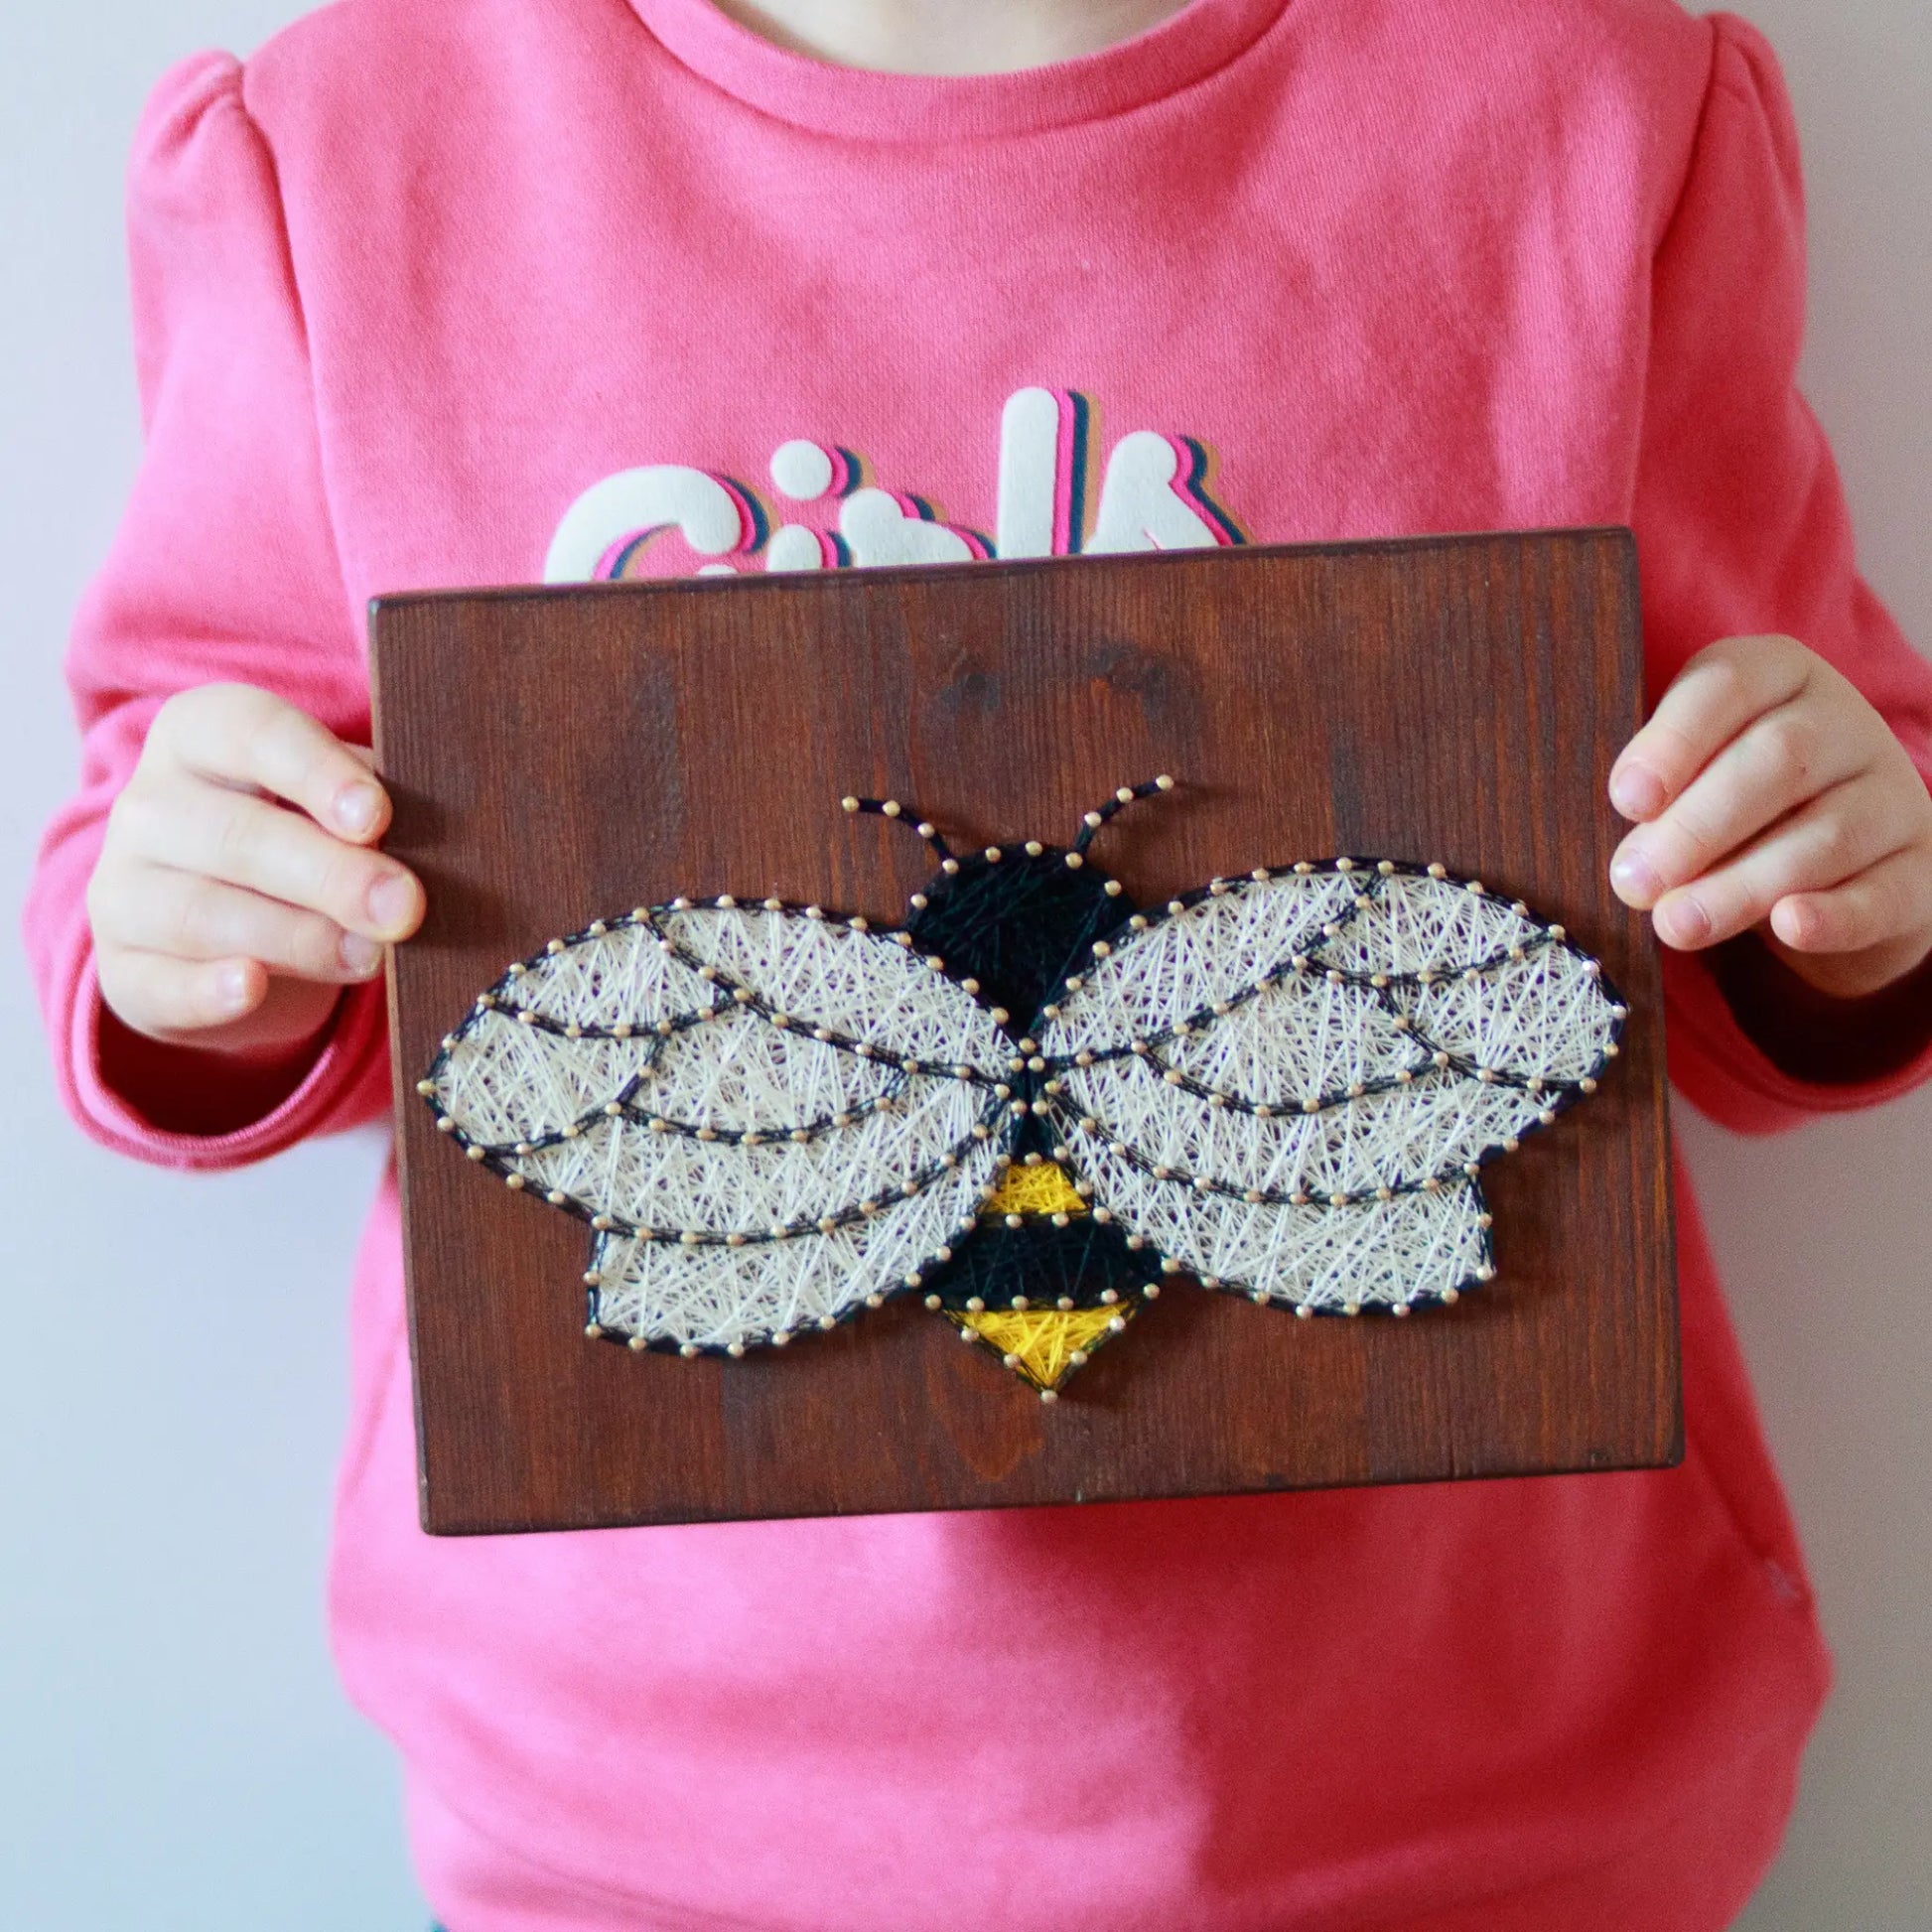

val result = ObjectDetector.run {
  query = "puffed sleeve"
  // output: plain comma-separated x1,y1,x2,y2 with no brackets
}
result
1632,12,1932,1136
20,53,390,1168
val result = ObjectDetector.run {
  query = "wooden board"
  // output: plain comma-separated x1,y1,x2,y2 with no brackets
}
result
371,530,1678,1534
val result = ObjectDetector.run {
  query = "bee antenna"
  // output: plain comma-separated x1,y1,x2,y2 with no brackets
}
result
840,793,954,863
1072,775,1176,853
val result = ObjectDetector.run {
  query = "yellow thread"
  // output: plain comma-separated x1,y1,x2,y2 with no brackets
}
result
981,1162,1087,1218
947,1305,1131,1390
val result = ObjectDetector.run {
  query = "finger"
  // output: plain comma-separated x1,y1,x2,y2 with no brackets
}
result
93,861,386,983
1609,636,1811,821
1769,842,1932,955
1647,772,1904,949
149,684,390,843
1609,699,1863,908
111,773,423,940
96,944,266,1037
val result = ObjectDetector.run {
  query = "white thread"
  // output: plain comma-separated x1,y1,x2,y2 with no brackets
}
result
1054,872,1362,1048
428,867,1620,1350
1041,870,1619,1307
432,909,1009,1349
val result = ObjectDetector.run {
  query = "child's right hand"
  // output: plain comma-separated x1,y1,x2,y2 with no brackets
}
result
86,683,425,1059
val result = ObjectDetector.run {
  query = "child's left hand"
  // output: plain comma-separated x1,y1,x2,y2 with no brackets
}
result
1607,633,1932,999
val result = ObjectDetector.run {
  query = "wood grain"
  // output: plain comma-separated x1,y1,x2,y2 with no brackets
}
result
371,530,1678,1533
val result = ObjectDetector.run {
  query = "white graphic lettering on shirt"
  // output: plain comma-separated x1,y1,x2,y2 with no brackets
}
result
541,386,1244,584
1090,432,1229,553
544,465,758,583
838,489,991,566
995,386,1080,558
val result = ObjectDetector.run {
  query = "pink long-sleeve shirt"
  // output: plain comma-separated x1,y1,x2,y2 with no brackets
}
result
26,1,1932,1926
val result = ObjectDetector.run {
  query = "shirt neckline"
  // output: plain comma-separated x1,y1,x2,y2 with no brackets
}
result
623,0,1296,141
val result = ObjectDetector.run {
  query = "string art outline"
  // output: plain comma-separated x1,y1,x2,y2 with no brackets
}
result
420,780,1628,1399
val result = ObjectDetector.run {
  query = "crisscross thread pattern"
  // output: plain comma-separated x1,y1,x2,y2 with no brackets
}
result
422,860,1624,1354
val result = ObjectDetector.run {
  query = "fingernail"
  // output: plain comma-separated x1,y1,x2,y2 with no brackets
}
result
334,781,382,836
340,932,383,977
1771,900,1813,948
216,962,254,1013
367,871,417,935
1609,763,1664,819
1659,896,1711,946
1609,850,1661,902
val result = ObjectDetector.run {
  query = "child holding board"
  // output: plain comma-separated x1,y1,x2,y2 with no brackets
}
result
28,1,1932,1925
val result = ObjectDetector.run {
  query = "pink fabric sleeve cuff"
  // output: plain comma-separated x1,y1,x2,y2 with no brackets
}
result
63,947,391,1170
1664,942,1932,1137
1662,745,1932,1137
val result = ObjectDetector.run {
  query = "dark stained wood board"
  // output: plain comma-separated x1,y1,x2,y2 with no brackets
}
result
371,530,1678,1535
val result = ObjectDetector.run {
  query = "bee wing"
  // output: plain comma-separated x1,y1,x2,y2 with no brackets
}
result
1308,866,1625,1088
1039,867,1623,1310
1051,868,1367,1052
427,904,1013,1349
1058,1139,1494,1312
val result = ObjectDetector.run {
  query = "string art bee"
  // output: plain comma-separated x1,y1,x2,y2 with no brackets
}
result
420,779,1626,1401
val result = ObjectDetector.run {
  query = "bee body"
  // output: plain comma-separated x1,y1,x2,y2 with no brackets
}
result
901,836,1164,1361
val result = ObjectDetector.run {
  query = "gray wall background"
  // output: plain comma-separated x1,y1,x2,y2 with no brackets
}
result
2,3,1926,1926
